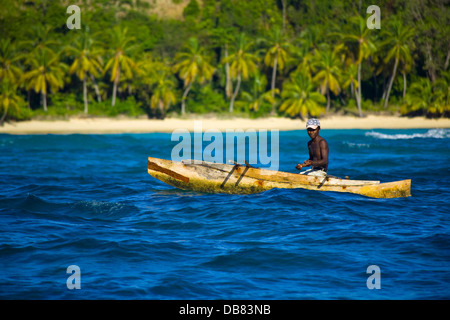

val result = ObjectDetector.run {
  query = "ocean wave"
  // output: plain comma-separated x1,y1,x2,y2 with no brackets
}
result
342,141,371,148
365,129,450,140
69,200,140,220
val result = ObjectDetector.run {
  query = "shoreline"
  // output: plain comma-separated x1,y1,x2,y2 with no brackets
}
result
0,115,449,134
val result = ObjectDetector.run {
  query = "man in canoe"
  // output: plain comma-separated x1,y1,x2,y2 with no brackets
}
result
296,118,329,177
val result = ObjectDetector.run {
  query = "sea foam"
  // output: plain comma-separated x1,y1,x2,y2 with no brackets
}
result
365,129,450,140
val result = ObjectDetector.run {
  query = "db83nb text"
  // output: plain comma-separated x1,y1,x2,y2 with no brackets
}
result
224,304,270,315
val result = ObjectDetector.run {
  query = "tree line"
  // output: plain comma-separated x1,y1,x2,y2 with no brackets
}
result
0,0,449,125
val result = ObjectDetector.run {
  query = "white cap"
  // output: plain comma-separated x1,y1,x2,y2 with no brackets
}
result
306,118,320,129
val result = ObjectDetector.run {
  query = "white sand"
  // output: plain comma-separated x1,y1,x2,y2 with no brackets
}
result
1,115,449,134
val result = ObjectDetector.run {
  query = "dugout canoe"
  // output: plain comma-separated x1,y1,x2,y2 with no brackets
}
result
147,157,411,198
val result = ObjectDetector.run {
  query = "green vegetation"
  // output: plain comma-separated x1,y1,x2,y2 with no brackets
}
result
0,0,448,124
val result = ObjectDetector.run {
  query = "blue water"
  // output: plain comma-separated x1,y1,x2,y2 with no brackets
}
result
0,128,449,300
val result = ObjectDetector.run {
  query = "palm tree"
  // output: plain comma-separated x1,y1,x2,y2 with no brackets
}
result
381,20,415,109
291,27,323,84
312,45,342,112
209,28,235,99
222,33,259,113
104,26,137,107
341,63,359,102
22,48,67,112
401,77,446,116
173,37,215,115
240,71,278,112
262,27,290,101
298,26,324,53
132,53,162,108
292,48,315,81
279,71,326,119
66,28,103,114
136,53,165,86
337,15,376,117
0,39,23,84
0,79,24,126
435,71,450,107
150,69,177,119
399,59,412,100
23,25,59,54
20,25,60,109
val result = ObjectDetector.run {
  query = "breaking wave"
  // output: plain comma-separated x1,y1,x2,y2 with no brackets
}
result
365,129,450,140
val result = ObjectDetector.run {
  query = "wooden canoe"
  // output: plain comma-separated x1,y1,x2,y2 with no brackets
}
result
147,156,411,198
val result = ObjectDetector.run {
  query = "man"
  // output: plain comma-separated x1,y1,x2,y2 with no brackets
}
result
296,118,329,176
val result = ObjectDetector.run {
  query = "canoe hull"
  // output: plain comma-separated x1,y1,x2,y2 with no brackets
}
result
147,157,411,198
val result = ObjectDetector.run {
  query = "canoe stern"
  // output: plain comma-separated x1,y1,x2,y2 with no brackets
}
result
148,157,270,194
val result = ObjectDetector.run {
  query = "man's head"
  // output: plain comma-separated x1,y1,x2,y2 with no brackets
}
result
306,118,320,139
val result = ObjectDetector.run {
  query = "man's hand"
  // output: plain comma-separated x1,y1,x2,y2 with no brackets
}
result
302,160,312,167
296,160,312,170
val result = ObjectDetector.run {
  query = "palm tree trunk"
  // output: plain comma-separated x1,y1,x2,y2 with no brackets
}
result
425,43,436,83
82,77,88,114
271,54,278,97
229,74,241,113
224,44,232,99
112,79,118,107
383,57,398,109
381,78,387,101
271,54,278,113
326,89,330,112
373,73,378,99
444,49,450,70
90,73,102,102
159,99,164,119
0,107,7,126
356,63,362,117
27,90,31,109
42,91,47,112
402,72,407,99
181,82,192,115
112,65,120,107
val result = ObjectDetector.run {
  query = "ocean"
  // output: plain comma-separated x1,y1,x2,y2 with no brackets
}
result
0,128,449,300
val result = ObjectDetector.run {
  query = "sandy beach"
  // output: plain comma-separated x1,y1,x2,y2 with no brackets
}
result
0,115,449,134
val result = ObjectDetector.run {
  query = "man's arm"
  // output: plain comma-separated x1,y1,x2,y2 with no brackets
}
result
296,142,313,170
